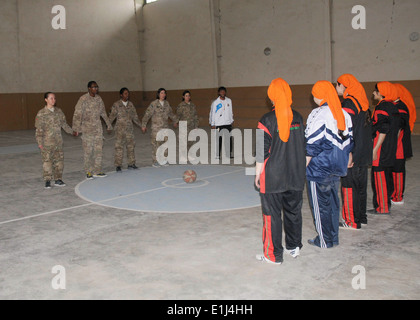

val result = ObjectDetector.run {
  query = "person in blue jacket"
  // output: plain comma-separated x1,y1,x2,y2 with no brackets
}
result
306,81,354,248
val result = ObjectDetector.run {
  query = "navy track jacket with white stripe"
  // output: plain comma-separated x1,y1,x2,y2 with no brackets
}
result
305,104,354,183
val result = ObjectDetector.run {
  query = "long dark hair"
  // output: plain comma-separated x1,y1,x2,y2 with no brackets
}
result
156,88,167,100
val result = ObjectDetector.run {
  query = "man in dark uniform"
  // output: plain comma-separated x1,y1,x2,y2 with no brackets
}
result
336,74,372,229
254,78,306,264
391,84,414,205
370,82,400,214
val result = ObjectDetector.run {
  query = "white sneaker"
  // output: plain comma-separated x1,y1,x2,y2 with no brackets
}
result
339,222,360,230
286,247,300,258
391,199,404,205
255,254,282,265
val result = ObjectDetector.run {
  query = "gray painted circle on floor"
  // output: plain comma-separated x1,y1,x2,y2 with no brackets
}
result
75,165,260,213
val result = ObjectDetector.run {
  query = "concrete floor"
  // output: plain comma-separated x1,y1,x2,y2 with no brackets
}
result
0,127,419,300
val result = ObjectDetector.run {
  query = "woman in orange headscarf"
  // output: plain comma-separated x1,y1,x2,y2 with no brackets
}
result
255,78,306,264
337,73,370,112
336,74,372,229
394,84,416,132
390,83,414,205
370,81,400,214
306,81,354,249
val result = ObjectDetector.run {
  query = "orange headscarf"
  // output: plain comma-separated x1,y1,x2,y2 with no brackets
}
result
337,74,369,112
377,81,398,102
394,83,417,132
267,78,293,142
312,80,346,131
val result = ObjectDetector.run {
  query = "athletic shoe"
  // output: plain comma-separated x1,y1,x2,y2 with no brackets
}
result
307,238,319,247
54,179,66,187
391,199,404,205
255,254,282,265
86,172,94,180
285,247,300,258
128,164,138,170
152,162,161,168
339,222,360,230
93,172,107,178
116,166,122,172
45,181,52,189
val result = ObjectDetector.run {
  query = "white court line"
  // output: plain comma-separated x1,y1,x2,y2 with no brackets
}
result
75,167,244,203
0,203,92,226
0,167,247,226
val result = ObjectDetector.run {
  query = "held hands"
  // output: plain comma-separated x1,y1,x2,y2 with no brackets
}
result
141,127,147,134
73,131,79,137
173,122,178,129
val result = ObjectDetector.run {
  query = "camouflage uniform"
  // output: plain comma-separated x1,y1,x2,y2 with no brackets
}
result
176,101,199,150
35,106,73,181
141,99,178,162
72,93,113,174
109,99,141,167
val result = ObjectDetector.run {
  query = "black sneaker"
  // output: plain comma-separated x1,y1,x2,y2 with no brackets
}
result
128,164,138,170
116,166,122,172
86,172,94,180
45,181,52,189
54,179,66,187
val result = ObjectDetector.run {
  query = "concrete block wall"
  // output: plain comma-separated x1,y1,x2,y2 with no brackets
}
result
0,0,419,134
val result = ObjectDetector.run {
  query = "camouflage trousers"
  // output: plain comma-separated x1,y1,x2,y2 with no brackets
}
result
82,134,103,174
41,145,64,181
114,129,136,167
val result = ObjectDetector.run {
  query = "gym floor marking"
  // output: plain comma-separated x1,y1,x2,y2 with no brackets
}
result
75,165,260,213
0,165,260,226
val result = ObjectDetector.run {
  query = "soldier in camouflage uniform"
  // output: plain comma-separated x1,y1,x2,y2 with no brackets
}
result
35,92,74,189
109,88,142,172
72,81,113,179
141,88,179,167
176,90,199,162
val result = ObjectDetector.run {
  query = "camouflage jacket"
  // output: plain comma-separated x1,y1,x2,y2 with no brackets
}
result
35,106,73,147
141,99,178,132
176,101,199,129
109,100,141,133
72,93,112,135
